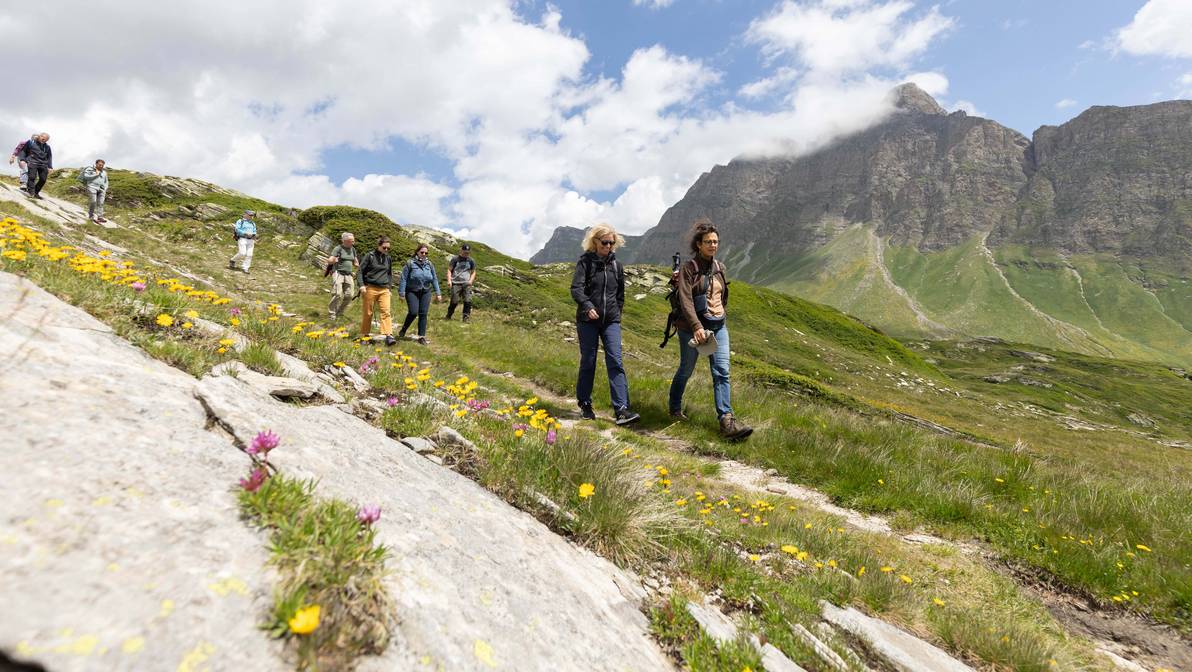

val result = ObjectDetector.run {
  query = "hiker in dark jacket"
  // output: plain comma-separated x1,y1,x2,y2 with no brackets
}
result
570,223,640,425
17,133,51,199
358,236,396,345
445,243,477,321
668,217,752,440
397,244,442,344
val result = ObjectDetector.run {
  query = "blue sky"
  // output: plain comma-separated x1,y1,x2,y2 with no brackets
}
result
318,0,1183,188
6,0,1189,258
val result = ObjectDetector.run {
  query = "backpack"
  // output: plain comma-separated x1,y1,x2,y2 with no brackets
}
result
659,259,720,348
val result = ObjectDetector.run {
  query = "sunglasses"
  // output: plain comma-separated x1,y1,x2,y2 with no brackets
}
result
599,239,616,247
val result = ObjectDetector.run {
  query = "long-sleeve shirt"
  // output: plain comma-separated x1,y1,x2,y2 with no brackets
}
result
233,218,257,237
399,258,441,295
79,166,108,193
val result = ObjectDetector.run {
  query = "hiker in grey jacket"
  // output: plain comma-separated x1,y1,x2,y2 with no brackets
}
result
17,133,51,199
78,160,109,223
8,136,33,192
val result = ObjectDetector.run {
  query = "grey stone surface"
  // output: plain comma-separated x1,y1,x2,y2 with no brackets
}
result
400,436,438,455
685,601,806,672
196,374,673,671
821,601,975,672
236,369,319,399
0,182,94,228
0,272,283,672
792,623,850,672
433,425,477,451
1,270,672,671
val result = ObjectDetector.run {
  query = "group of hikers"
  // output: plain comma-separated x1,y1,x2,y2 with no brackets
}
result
570,218,752,440
228,212,476,347
227,212,751,439
10,132,109,223
5,140,748,440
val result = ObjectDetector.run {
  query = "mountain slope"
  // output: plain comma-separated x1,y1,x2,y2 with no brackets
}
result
548,85,1192,366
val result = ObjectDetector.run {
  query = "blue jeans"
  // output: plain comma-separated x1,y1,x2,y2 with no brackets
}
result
400,289,432,337
576,320,629,410
669,324,733,418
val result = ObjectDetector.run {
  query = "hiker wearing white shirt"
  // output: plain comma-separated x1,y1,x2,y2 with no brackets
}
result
228,210,258,274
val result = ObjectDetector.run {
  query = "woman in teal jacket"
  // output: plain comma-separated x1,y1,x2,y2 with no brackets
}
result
398,244,442,344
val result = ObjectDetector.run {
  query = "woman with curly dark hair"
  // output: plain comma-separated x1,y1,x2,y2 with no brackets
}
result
668,218,752,440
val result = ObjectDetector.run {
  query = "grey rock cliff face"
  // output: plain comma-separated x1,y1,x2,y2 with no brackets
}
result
991,100,1192,262
627,85,1191,271
633,84,1033,268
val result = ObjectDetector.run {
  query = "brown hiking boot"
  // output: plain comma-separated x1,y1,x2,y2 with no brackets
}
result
719,413,753,441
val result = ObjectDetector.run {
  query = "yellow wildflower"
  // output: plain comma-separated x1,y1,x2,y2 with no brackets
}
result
899,574,913,584
155,314,174,327
749,554,761,563
288,605,320,635
933,598,946,607
1136,544,1152,552
514,429,524,438
184,310,199,319
181,322,193,329
781,545,798,555
857,566,866,576
880,566,893,573
219,338,236,347
578,483,595,499
230,318,240,326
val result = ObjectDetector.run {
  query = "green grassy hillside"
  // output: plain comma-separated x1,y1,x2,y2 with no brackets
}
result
8,169,1192,633
763,223,1192,368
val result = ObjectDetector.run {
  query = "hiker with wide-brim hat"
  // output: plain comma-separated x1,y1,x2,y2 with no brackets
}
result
668,217,752,440
570,223,640,426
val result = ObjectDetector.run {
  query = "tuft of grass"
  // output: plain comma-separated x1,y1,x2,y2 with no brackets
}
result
649,592,764,672
240,341,285,376
238,474,393,671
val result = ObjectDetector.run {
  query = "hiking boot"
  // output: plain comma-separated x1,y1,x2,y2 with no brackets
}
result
579,403,596,420
384,335,397,346
461,314,470,323
96,217,107,224
228,259,236,270
614,408,641,426
719,414,753,441
668,409,689,421
416,336,429,345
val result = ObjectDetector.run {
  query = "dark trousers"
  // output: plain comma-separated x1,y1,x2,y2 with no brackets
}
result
446,283,473,318
400,288,432,337
575,320,629,410
26,164,48,196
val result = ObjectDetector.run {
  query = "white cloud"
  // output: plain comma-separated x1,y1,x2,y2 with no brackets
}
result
950,100,982,116
1054,98,1078,109
0,0,954,260
633,0,675,8
1116,0,1192,58
1179,73,1192,98
746,0,954,78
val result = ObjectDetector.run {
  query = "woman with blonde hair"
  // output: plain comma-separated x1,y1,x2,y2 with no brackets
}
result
569,223,640,425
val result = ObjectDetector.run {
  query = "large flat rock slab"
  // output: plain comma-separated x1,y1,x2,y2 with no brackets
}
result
196,372,674,672
0,272,283,671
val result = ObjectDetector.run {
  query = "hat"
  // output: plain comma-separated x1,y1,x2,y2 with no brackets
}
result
244,210,256,216
460,243,471,251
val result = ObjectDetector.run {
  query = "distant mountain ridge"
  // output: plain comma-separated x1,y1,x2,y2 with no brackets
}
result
531,84,1192,366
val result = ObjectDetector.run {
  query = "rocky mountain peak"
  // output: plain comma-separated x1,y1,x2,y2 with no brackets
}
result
890,82,946,116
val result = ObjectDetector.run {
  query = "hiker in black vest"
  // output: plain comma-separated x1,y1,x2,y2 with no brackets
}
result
570,223,640,426
668,217,752,440
398,243,442,344
445,243,476,321
17,133,51,199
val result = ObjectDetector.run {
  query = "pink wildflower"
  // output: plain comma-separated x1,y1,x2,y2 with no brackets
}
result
248,430,280,456
240,467,269,492
546,429,557,446
513,423,529,431
386,396,399,407
357,505,382,525
230,307,242,317
131,281,146,292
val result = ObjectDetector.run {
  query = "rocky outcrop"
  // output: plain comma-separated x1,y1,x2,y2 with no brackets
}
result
633,83,1032,269
0,273,283,671
1,270,672,671
530,225,642,265
991,101,1192,265
621,85,1191,274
